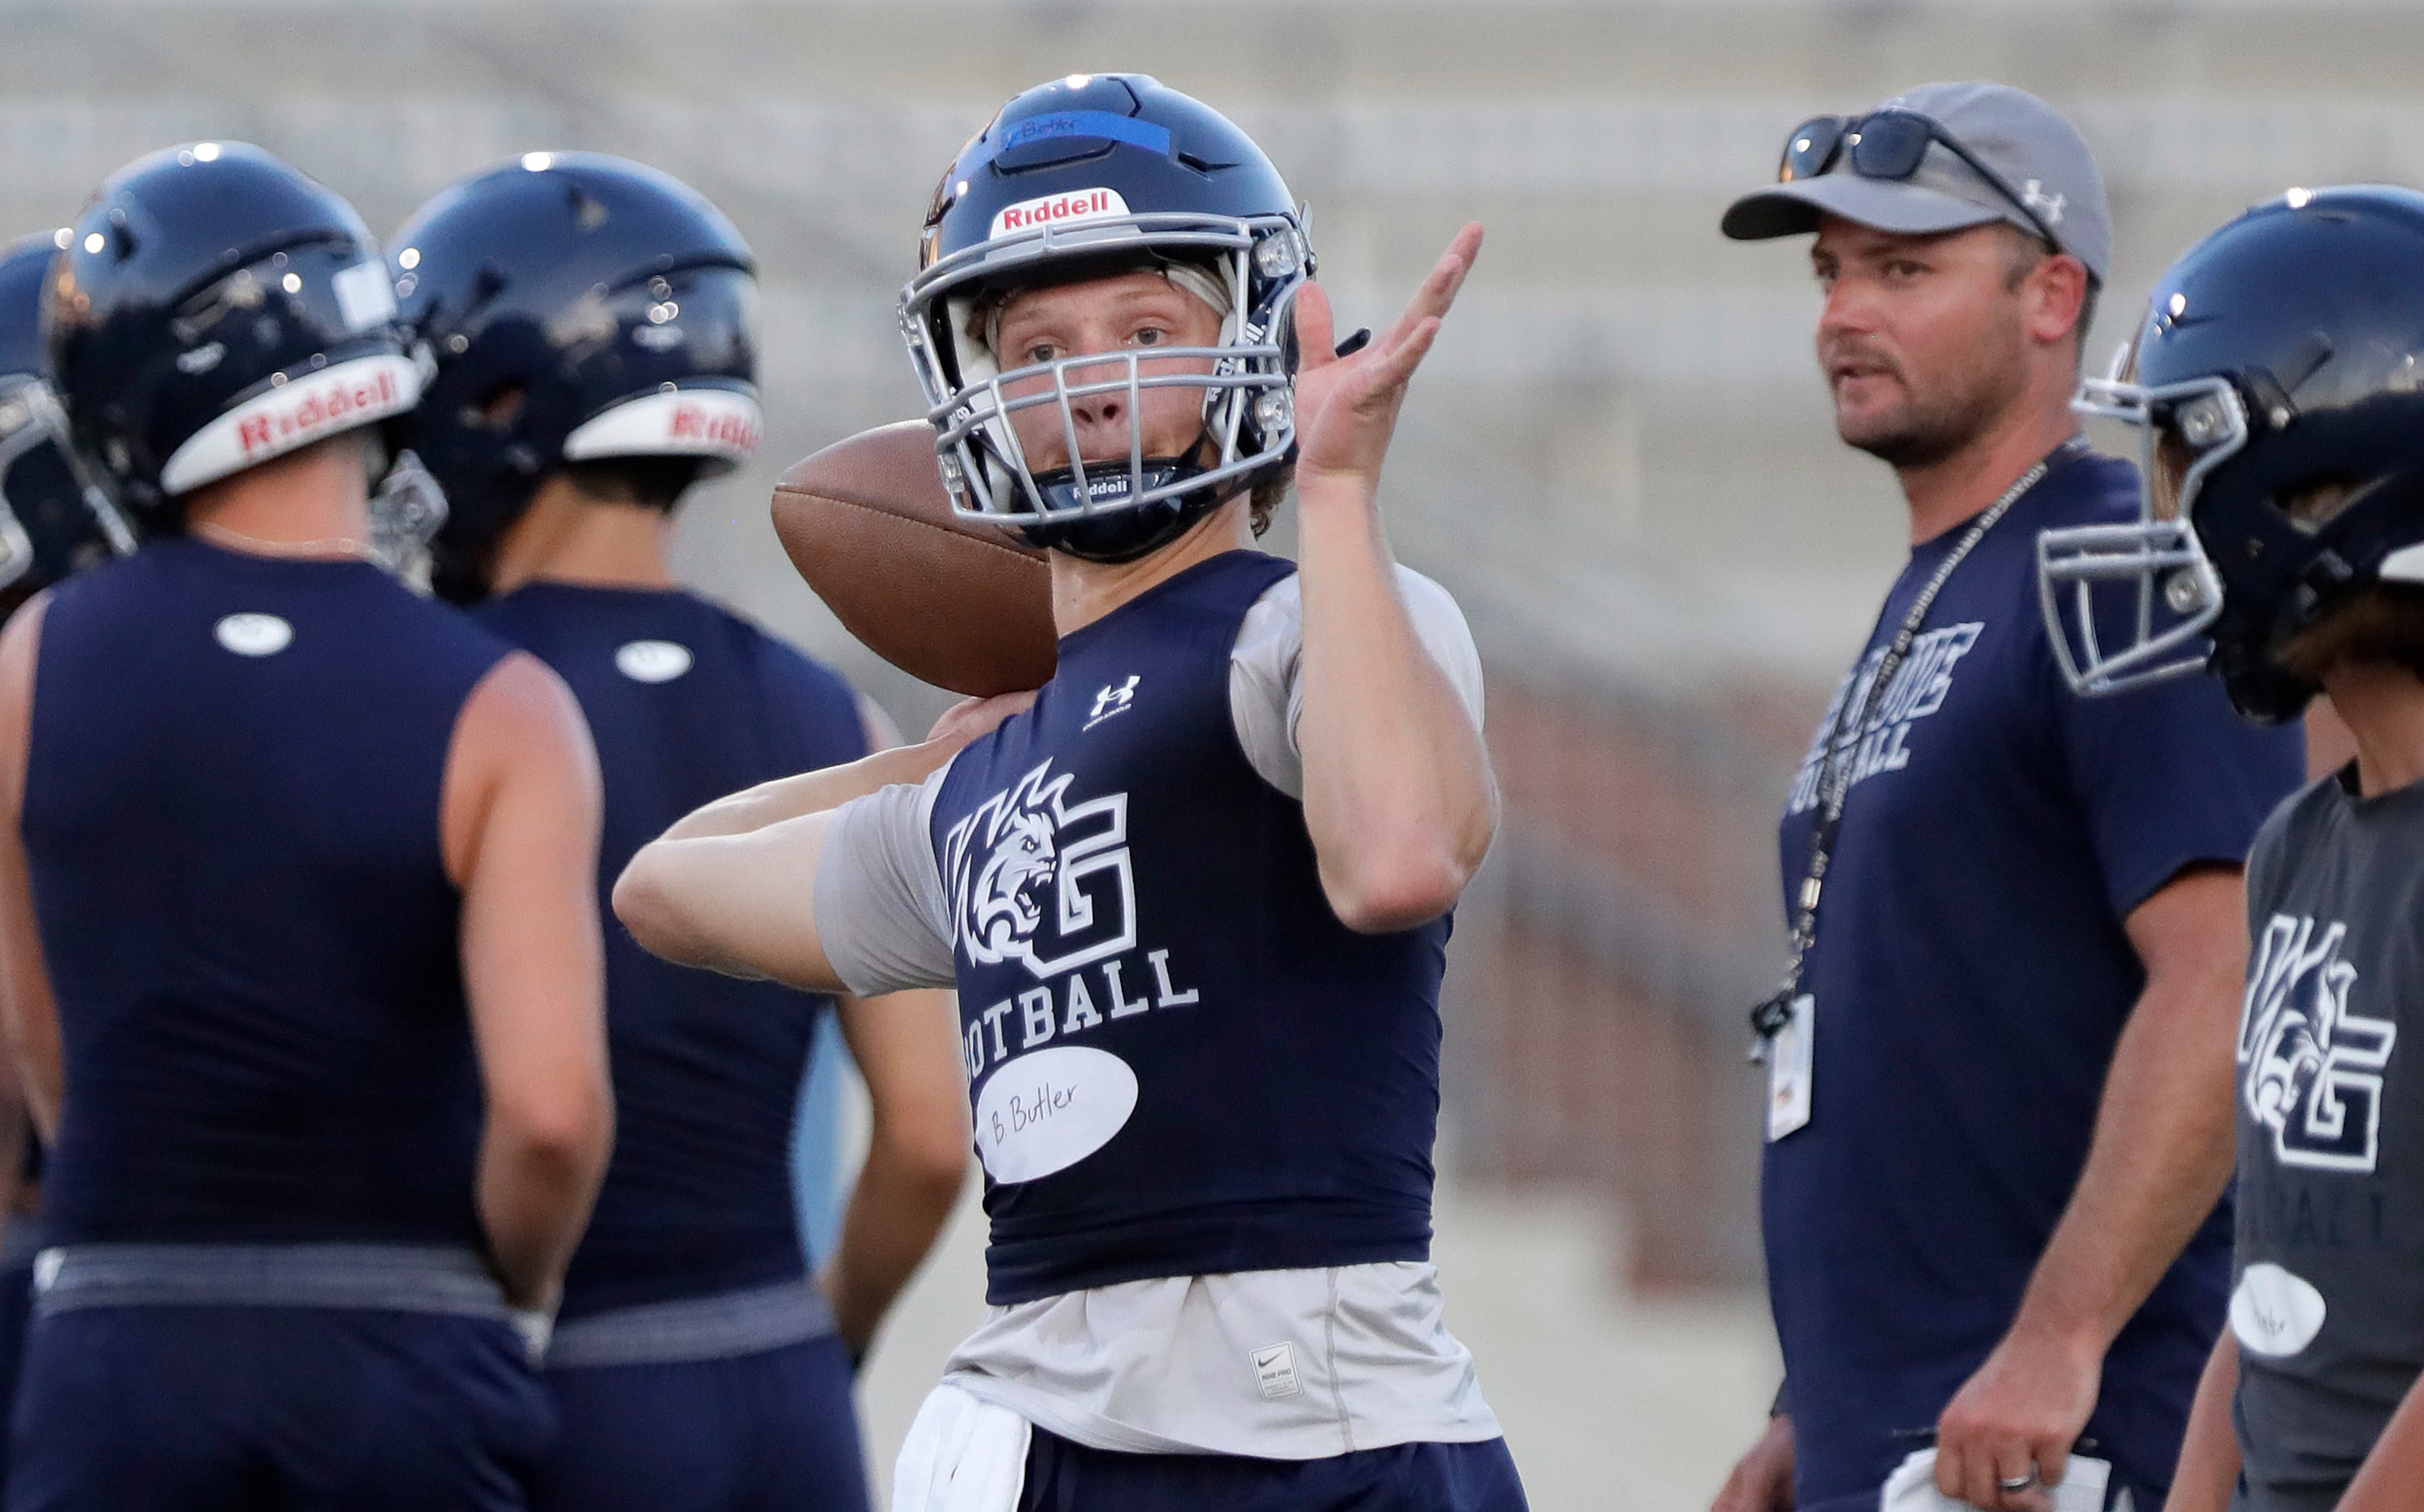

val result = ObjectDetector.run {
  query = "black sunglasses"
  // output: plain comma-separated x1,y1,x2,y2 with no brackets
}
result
1778,109,2063,252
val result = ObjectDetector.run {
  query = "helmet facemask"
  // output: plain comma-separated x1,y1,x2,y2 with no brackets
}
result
0,377,135,597
902,211,1309,563
2037,341,2242,696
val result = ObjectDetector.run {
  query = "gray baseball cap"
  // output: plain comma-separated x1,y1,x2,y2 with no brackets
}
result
1721,81,2111,284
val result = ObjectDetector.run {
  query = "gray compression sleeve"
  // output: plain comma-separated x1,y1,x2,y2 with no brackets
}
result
1228,566,1487,799
812,769,958,997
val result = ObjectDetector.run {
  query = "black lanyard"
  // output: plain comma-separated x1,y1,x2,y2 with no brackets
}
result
1748,440,2083,1059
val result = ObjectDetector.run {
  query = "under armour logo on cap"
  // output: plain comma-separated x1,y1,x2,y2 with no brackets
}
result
1722,81,2113,284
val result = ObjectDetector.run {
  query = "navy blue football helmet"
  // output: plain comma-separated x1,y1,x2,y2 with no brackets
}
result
2040,184,2424,722
390,152,760,601
902,73,1309,562
45,142,419,531
0,233,134,608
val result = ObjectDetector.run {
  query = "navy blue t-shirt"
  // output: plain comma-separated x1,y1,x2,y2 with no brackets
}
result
1767,451,2305,1510
472,583,868,1319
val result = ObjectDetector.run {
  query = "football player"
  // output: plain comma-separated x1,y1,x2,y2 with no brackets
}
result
616,74,1525,1510
0,143,612,1510
0,230,135,1495
2037,184,2424,1512
390,151,970,1512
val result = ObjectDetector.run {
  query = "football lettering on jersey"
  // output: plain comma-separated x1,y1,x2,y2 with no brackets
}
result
1786,622,1984,815
2241,914,2399,1173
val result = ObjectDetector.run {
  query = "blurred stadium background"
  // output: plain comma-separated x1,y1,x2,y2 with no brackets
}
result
11,0,2419,1502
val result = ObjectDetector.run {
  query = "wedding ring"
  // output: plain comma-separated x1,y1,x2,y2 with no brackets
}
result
2000,1470,2040,1493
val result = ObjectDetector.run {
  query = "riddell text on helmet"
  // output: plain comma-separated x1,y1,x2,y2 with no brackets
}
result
237,366,400,458
991,188,1131,238
669,400,759,453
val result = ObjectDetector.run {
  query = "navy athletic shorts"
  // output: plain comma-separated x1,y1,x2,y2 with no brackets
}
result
532,1332,869,1512
1017,1429,1529,1511
6,1306,552,1511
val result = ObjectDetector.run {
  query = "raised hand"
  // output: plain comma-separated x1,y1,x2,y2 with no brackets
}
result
1290,223,1483,498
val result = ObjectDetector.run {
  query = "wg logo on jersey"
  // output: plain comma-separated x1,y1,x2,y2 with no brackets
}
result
2241,914,2398,1173
943,759,1135,979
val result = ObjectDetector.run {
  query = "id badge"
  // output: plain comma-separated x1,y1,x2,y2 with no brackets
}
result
1765,993,1814,1142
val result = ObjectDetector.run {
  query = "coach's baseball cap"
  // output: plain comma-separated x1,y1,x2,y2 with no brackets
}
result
1721,81,2111,284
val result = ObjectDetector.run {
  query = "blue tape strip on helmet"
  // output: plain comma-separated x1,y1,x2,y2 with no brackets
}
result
993,111,1173,159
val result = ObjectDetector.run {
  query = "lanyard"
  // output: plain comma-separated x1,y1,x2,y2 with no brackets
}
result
1748,440,2083,1060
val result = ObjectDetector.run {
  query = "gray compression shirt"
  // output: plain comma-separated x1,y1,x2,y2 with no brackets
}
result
2231,766,2424,1512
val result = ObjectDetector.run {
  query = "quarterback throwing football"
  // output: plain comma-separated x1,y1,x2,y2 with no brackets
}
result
617,74,1526,1510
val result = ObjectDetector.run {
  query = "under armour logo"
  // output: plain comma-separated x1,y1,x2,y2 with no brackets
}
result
2021,179,2066,225
1086,675,1140,730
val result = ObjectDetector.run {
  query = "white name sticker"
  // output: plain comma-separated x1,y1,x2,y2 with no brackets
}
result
1765,993,1814,1142
989,187,1131,239
614,639,693,684
2232,1262,2327,1358
973,1043,1138,1184
214,613,293,658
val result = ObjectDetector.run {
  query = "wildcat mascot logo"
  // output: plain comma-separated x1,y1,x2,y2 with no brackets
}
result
2241,914,2398,1173
944,760,1135,979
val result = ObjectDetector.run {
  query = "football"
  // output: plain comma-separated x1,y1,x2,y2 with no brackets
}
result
771,421,1057,698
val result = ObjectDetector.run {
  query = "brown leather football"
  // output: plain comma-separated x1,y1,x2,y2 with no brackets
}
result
771,421,1057,697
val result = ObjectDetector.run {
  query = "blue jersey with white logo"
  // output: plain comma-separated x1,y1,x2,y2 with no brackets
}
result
930,550,1447,1305
1767,451,2306,1509
25,537,512,1247
472,583,867,1319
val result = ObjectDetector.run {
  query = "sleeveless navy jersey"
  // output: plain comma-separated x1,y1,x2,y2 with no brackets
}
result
472,584,867,1319
24,538,512,1247
931,550,1448,1304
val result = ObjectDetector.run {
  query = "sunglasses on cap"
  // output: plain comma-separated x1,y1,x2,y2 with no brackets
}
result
1777,109,2063,253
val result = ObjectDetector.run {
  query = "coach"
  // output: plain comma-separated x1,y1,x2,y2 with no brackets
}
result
1708,85,2303,1512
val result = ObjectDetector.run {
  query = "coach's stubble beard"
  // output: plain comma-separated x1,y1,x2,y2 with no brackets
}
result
1829,324,2031,473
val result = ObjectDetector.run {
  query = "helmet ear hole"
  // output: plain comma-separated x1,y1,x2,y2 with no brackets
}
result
2273,476,2359,532
469,262,511,312
474,382,525,430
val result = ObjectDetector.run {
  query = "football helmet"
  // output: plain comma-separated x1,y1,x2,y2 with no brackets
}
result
902,73,1309,562
390,152,760,601
2039,184,2424,722
45,142,418,531
0,233,134,607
